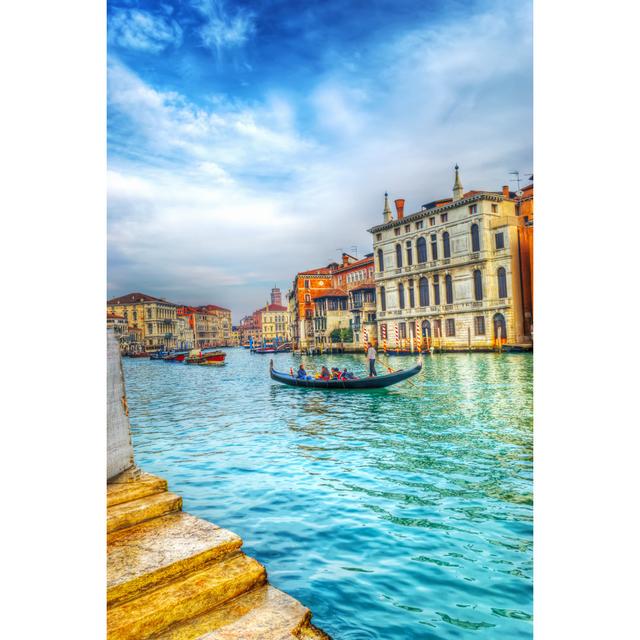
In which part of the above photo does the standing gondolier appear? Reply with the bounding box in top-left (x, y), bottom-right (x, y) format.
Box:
top-left (367, 342), bottom-right (377, 377)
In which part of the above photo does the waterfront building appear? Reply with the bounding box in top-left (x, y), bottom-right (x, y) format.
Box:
top-left (174, 315), bottom-right (195, 350)
top-left (107, 292), bottom-right (179, 352)
top-left (312, 289), bottom-right (349, 349)
top-left (332, 253), bottom-right (377, 349)
top-left (230, 325), bottom-right (241, 346)
top-left (238, 314), bottom-right (260, 346)
top-left (259, 303), bottom-right (291, 344)
top-left (176, 304), bottom-right (232, 348)
top-left (517, 181), bottom-right (534, 338)
top-left (288, 266), bottom-right (337, 350)
top-left (368, 168), bottom-right (533, 351)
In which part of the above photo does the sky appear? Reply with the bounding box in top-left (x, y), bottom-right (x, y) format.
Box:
top-left (107, 0), bottom-right (532, 322)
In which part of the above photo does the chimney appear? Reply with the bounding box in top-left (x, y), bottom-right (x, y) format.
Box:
top-left (342, 253), bottom-right (349, 266)
top-left (394, 199), bottom-right (405, 220)
top-left (502, 185), bottom-right (510, 198)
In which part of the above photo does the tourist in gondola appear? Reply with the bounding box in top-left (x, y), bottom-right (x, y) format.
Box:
top-left (297, 364), bottom-right (308, 379)
top-left (320, 365), bottom-right (331, 380)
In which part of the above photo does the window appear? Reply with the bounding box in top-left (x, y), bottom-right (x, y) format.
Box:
top-left (380, 287), bottom-right (386, 311)
top-left (433, 274), bottom-right (440, 305)
top-left (394, 228), bottom-right (400, 236)
top-left (495, 232), bottom-right (505, 250)
top-left (419, 277), bottom-right (429, 306)
top-left (440, 213), bottom-right (448, 223)
top-left (474, 316), bottom-right (485, 335)
top-left (443, 231), bottom-right (451, 258)
top-left (434, 319), bottom-right (442, 337)
top-left (491, 204), bottom-right (498, 213)
top-left (417, 237), bottom-right (427, 263)
top-left (408, 280), bottom-right (415, 308)
top-left (445, 274), bottom-right (453, 304)
top-left (469, 204), bottom-right (478, 215)
top-left (430, 234), bottom-right (438, 260)
top-left (405, 224), bottom-right (410, 233)
top-left (406, 240), bottom-right (413, 265)
top-left (304, 279), bottom-right (310, 288)
top-left (377, 248), bottom-right (384, 272)
top-left (497, 267), bottom-right (507, 298)
top-left (473, 269), bottom-right (483, 301)
top-left (416, 220), bottom-right (424, 230)
top-left (399, 322), bottom-right (407, 339)
top-left (429, 217), bottom-right (436, 226)
top-left (396, 244), bottom-right (403, 268)
top-left (398, 283), bottom-right (405, 309)
top-left (305, 294), bottom-right (311, 303)
top-left (446, 318), bottom-right (456, 336)
top-left (376, 233), bottom-right (382, 241)
top-left (471, 224), bottom-right (480, 252)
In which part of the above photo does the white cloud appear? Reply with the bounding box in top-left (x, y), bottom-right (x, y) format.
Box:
top-left (108, 8), bottom-right (183, 53)
top-left (190, 0), bottom-right (256, 56)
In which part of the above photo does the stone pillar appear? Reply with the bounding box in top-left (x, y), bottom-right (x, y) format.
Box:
top-left (107, 329), bottom-right (135, 480)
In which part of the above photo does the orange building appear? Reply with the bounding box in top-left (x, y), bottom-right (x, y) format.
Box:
top-left (517, 182), bottom-right (534, 338)
top-left (288, 265), bottom-right (337, 350)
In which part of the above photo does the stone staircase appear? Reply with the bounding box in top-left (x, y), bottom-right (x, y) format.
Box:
top-left (107, 470), bottom-right (330, 640)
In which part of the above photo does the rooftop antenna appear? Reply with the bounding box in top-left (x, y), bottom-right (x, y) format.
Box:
top-left (509, 170), bottom-right (524, 198)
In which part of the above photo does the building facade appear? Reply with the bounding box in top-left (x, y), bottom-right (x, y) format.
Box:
top-left (368, 168), bottom-right (533, 351)
top-left (176, 304), bottom-right (232, 348)
top-left (259, 303), bottom-right (291, 344)
top-left (107, 293), bottom-right (179, 351)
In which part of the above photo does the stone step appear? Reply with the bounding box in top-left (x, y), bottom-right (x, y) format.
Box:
top-left (108, 472), bottom-right (168, 508)
top-left (107, 553), bottom-right (266, 640)
top-left (108, 512), bottom-right (242, 607)
top-left (107, 492), bottom-right (182, 534)
top-left (150, 585), bottom-right (314, 640)
top-left (296, 624), bottom-right (332, 640)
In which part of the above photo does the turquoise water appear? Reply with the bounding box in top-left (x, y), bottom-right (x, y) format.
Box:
top-left (124, 350), bottom-right (533, 639)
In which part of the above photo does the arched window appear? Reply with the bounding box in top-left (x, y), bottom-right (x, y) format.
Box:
top-left (471, 224), bottom-right (480, 252)
top-left (445, 274), bottom-right (453, 304)
top-left (377, 248), bottom-right (384, 272)
top-left (398, 283), bottom-right (405, 309)
top-left (473, 269), bottom-right (483, 301)
top-left (493, 313), bottom-right (507, 341)
top-left (497, 267), bottom-right (507, 298)
top-left (406, 240), bottom-right (413, 266)
top-left (443, 231), bottom-right (451, 258)
top-left (417, 237), bottom-right (427, 263)
top-left (419, 277), bottom-right (429, 306)
top-left (396, 244), bottom-right (403, 268)
top-left (380, 286), bottom-right (386, 311)
top-left (408, 280), bottom-right (415, 307)
top-left (421, 319), bottom-right (432, 338)
top-left (430, 234), bottom-right (438, 260)
top-left (433, 274), bottom-right (440, 305)
top-left (305, 294), bottom-right (311, 303)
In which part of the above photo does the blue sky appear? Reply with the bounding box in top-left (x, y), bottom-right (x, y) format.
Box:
top-left (107, 0), bottom-right (532, 321)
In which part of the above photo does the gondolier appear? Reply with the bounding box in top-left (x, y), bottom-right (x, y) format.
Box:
top-left (367, 342), bottom-right (377, 377)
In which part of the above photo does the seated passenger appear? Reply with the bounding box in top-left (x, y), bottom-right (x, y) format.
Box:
top-left (330, 367), bottom-right (340, 379)
top-left (320, 365), bottom-right (331, 380)
top-left (297, 364), bottom-right (307, 379)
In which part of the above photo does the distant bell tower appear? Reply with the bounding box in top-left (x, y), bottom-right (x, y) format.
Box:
top-left (452, 164), bottom-right (464, 201)
top-left (270, 286), bottom-right (282, 306)
top-left (383, 192), bottom-right (393, 222)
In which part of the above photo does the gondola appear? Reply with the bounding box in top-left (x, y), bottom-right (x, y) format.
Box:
top-left (269, 359), bottom-right (422, 389)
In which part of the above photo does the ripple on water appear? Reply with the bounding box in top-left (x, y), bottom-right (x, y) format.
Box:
top-left (125, 350), bottom-right (533, 639)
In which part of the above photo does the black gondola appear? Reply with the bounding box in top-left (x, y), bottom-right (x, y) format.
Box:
top-left (269, 359), bottom-right (422, 389)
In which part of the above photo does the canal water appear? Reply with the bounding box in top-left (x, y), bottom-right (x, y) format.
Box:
top-left (124, 349), bottom-right (532, 640)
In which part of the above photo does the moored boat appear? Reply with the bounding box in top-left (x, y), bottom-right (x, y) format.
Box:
top-left (163, 350), bottom-right (190, 362)
top-left (185, 349), bottom-right (226, 365)
top-left (269, 359), bottom-right (422, 389)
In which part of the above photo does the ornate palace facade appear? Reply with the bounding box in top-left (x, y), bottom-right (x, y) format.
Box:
top-left (368, 167), bottom-right (533, 351)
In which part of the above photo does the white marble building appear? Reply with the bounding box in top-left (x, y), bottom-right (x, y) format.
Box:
top-left (368, 167), bottom-right (532, 350)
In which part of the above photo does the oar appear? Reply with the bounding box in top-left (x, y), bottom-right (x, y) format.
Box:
top-left (377, 353), bottom-right (418, 388)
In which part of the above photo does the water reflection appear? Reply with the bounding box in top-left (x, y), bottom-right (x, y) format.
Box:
top-left (125, 350), bottom-right (533, 640)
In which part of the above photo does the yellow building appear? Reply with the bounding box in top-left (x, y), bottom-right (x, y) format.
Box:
top-left (107, 292), bottom-right (179, 351)
top-left (259, 303), bottom-right (291, 344)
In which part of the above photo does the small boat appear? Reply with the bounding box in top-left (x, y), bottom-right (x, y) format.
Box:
top-left (127, 351), bottom-right (150, 358)
top-left (163, 350), bottom-right (189, 362)
top-left (252, 347), bottom-right (276, 354)
top-left (185, 349), bottom-right (226, 365)
top-left (149, 350), bottom-right (169, 360)
top-left (197, 359), bottom-right (225, 366)
top-left (269, 359), bottom-right (422, 389)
